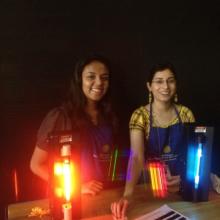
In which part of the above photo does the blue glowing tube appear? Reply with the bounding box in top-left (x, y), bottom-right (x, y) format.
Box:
top-left (194, 143), bottom-right (202, 189)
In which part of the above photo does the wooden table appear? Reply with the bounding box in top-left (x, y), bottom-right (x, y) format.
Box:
top-left (7, 184), bottom-right (220, 220)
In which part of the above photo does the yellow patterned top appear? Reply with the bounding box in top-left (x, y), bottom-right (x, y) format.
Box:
top-left (129, 104), bottom-right (195, 139)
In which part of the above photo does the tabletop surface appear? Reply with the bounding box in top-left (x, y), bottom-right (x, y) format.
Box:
top-left (7, 184), bottom-right (220, 220)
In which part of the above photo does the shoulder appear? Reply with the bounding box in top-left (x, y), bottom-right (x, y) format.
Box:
top-left (131, 105), bottom-right (149, 117)
top-left (38, 106), bottom-right (71, 135)
top-left (176, 104), bottom-right (195, 123)
top-left (129, 105), bottom-right (150, 130)
top-left (130, 106), bottom-right (150, 121)
top-left (41, 107), bottom-right (67, 126)
top-left (36, 106), bottom-right (71, 150)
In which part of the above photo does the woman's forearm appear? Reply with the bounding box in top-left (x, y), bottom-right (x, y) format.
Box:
top-left (123, 155), bottom-right (144, 197)
top-left (30, 162), bottom-right (49, 181)
top-left (30, 146), bottom-right (49, 181)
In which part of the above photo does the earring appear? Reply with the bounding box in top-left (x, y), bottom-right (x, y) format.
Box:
top-left (149, 92), bottom-right (152, 104)
top-left (174, 94), bottom-right (178, 103)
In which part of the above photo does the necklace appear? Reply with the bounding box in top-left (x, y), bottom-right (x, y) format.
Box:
top-left (152, 107), bottom-right (177, 128)
top-left (150, 103), bottom-right (180, 159)
top-left (152, 111), bottom-right (173, 158)
top-left (156, 127), bottom-right (172, 158)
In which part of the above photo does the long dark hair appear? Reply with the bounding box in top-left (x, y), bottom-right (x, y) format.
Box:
top-left (63, 54), bottom-right (118, 130)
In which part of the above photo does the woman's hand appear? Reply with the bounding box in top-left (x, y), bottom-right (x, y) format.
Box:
top-left (167, 175), bottom-right (180, 186)
top-left (111, 197), bottom-right (129, 220)
top-left (81, 180), bottom-right (103, 195)
top-left (165, 165), bottom-right (180, 187)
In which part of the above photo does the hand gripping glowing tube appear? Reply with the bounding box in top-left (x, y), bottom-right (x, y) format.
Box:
top-left (147, 160), bottom-right (167, 198)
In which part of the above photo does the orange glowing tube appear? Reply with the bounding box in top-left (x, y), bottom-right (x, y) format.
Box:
top-left (153, 164), bottom-right (159, 196)
top-left (55, 187), bottom-right (63, 198)
top-left (50, 144), bottom-right (77, 220)
top-left (148, 161), bottom-right (167, 198)
top-left (149, 163), bottom-right (156, 191)
top-left (157, 164), bottom-right (161, 196)
top-left (63, 160), bottom-right (73, 201)
top-left (54, 162), bottom-right (63, 198)
top-left (54, 162), bottom-right (63, 175)
top-left (149, 163), bottom-right (157, 194)
top-left (149, 162), bottom-right (157, 196)
top-left (53, 160), bottom-right (74, 202)
top-left (157, 163), bottom-right (165, 197)
top-left (156, 163), bottom-right (162, 197)
top-left (159, 163), bottom-right (167, 197)
top-left (13, 169), bottom-right (19, 202)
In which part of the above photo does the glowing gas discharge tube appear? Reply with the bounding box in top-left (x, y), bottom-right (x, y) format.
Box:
top-left (111, 148), bottom-right (119, 181)
top-left (148, 161), bottom-right (167, 198)
top-left (13, 169), bottom-right (19, 202)
top-left (63, 159), bottom-right (73, 201)
top-left (53, 144), bottom-right (74, 220)
top-left (194, 142), bottom-right (203, 189)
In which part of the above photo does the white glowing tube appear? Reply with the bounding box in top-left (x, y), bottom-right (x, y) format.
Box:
top-left (194, 143), bottom-right (202, 189)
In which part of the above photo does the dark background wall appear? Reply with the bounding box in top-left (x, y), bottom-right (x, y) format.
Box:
top-left (1, 0), bottom-right (220, 216)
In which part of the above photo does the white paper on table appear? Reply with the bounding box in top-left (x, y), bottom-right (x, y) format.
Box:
top-left (135, 204), bottom-right (190, 220)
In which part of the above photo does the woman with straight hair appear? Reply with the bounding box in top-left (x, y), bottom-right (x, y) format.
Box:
top-left (30, 54), bottom-right (118, 195)
top-left (111, 63), bottom-right (195, 219)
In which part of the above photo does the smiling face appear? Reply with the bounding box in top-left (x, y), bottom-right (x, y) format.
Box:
top-left (147, 68), bottom-right (177, 103)
top-left (82, 60), bottom-right (110, 104)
